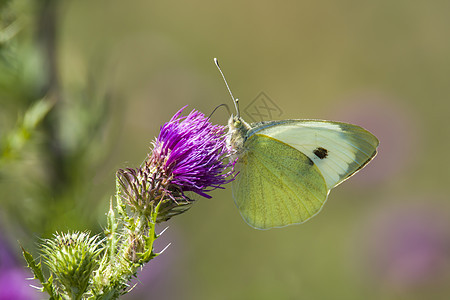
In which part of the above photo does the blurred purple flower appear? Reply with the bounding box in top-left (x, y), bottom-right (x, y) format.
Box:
top-left (360, 201), bottom-right (450, 291)
top-left (334, 93), bottom-right (418, 185)
top-left (0, 235), bottom-right (39, 300)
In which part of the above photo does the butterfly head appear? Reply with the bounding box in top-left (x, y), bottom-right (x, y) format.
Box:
top-left (227, 115), bottom-right (251, 160)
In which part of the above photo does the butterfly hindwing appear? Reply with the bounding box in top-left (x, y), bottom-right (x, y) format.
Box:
top-left (232, 134), bottom-right (329, 229)
top-left (249, 120), bottom-right (379, 190)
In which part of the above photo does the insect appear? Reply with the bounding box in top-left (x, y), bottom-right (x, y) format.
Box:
top-left (214, 58), bottom-right (379, 230)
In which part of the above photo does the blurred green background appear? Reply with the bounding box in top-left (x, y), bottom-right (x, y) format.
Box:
top-left (1, 0), bottom-right (450, 299)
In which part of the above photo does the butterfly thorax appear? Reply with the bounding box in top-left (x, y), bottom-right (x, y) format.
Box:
top-left (227, 115), bottom-right (251, 161)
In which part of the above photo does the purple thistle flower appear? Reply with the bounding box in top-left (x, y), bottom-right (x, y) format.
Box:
top-left (150, 106), bottom-right (234, 198)
top-left (117, 106), bottom-right (234, 222)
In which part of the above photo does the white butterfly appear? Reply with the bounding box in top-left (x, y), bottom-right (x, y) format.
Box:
top-left (215, 58), bottom-right (379, 229)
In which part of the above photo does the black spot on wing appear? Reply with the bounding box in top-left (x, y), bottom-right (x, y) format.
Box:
top-left (313, 147), bottom-right (328, 159)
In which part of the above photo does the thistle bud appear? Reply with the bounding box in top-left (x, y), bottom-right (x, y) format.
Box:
top-left (41, 231), bottom-right (102, 299)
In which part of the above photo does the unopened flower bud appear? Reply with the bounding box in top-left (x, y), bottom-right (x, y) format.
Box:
top-left (41, 231), bottom-right (102, 299)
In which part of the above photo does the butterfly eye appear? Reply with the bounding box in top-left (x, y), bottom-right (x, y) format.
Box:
top-left (233, 119), bottom-right (243, 129)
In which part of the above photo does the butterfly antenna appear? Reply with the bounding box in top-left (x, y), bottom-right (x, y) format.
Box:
top-left (214, 58), bottom-right (240, 118)
top-left (207, 103), bottom-right (231, 119)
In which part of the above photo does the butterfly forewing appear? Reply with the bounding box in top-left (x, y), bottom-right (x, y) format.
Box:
top-left (251, 120), bottom-right (379, 190)
top-left (232, 134), bottom-right (329, 229)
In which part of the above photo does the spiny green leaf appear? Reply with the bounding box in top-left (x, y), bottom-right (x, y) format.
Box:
top-left (21, 245), bottom-right (62, 299)
top-left (137, 200), bottom-right (161, 264)
top-left (21, 245), bottom-right (45, 283)
top-left (105, 198), bottom-right (118, 260)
